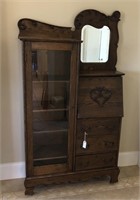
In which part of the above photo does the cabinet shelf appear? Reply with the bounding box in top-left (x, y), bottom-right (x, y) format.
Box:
top-left (34, 155), bottom-right (67, 162)
top-left (34, 145), bottom-right (67, 159)
top-left (34, 156), bottom-right (67, 166)
top-left (34, 157), bottom-right (67, 166)
top-left (33, 80), bottom-right (70, 83)
top-left (33, 108), bottom-right (69, 112)
top-left (33, 120), bottom-right (68, 132)
top-left (33, 129), bottom-right (68, 134)
top-left (32, 74), bottom-right (70, 82)
top-left (33, 143), bottom-right (67, 166)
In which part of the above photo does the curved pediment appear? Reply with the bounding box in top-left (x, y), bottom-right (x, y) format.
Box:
top-left (18, 18), bottom-right (75, 41)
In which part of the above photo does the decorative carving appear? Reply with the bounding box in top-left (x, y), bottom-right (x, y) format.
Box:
top-left (18, 9), bottom-right (121, 70)
top-left (18, 18), bottom-right (75, 40)
top-left (90, 87), bottom-right (112, 106)
top-left (74, 9), bottom-right (120, 29)
top-left (74, 9), bottom-right (109, 29)
top-left (110, 11), bottom-right (121, 21)
top-left (18, 20), bottom-right (27, 30)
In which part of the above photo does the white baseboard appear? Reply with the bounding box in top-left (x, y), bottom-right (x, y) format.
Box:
top-left (0, 162), bottom-right (25, 181)
top-left (118, 151), bottom-right (139, 167)
top-left (0, 151), bottom-right (139, 180)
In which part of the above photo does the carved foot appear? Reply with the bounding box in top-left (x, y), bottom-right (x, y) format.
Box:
top-left (110, 174), bottom-right (119, 183)
top-left (25, 187), bottom-right (34, 195)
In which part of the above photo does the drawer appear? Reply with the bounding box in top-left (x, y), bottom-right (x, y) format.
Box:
top-left (77, 118), bottom-right (121, 136)
top-left (78, 77), bottom-right (123, 118)
top-left (76, 118), bottom-right (121, 155)
top-left (75, 153), bottom-right (117, 171)
top-left (76, 134), bottom-right (119, 155)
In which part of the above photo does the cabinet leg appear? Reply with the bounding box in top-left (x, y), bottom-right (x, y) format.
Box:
top-left (110, 174), bottom-right (119, 183)
top-left (25, 187), bottom-right (34, 195)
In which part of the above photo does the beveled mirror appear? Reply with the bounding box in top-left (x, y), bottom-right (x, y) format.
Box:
top-left (81, 25), bottom-right (110, 63)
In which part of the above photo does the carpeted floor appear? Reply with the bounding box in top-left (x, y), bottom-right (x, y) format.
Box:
top-left (0, 166), bottom-right (139, 200)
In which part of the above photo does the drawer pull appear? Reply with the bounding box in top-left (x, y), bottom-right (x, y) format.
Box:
top-left (82, 132), bottom-right (88, 149)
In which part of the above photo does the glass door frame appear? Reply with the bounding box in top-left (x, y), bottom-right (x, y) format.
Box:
top-left (24, 41), bottom-right (79, 176)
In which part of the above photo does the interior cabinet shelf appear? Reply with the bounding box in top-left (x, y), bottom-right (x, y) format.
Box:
top-left (34, 156), bottom-right (67, 167)
top-left (32, 80), bottom-right (70, 83)
top-left (33, 120), bottom-right (68, 132)
top-left (33, 108), bottom-right (69, 112)
top-left (33, 129), bottom-right (68, 134)
top-left (33, 144), bottom-right (67, 160)
top-left (34, 155), bottom-right (67, 161)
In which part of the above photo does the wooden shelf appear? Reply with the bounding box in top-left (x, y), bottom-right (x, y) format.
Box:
top-left (33, 108), bottom-right (69, 112)
top-left (33, 120), bottom-right (68, 132)
top-left (32, 80), bottom-right (70, 83)
top-left (33, 144), bottom-right (67, 166)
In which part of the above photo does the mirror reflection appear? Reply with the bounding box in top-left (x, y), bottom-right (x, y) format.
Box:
top-left (81, 25), bottom-right (110, 63)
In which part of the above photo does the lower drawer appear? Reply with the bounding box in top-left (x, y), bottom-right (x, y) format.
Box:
top-left (76, 118), bottom-right (121, 155)
top-left (76, 134), bottom-right (119, 155)
top-left (75, 152), bottom-right (117, 171)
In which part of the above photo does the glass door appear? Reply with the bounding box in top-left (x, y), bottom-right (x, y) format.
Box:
top-left (31, 44), bottom-right (73, 173)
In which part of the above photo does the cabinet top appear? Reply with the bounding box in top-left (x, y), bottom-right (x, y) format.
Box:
top-left (79, 71), bottom-right (124, 77)
top-left (18, 18), bottom-right (76, 41)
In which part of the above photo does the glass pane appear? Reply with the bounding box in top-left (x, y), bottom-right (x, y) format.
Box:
top-left (32, 50), bottom-right (71, 166)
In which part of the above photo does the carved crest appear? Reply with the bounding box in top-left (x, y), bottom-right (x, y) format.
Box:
top-left (90, 87), bottom-right (112, 106)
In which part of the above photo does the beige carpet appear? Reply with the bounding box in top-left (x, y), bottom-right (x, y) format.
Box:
top-left (0, 166), bottom-right (140, 200)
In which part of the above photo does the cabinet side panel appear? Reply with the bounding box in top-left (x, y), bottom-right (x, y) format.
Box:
top-left (24, 42), bottom-right (34, 176)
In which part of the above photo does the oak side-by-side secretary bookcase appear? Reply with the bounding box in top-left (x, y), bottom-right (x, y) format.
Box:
top-left (18, 9), bottom-right (124, 195)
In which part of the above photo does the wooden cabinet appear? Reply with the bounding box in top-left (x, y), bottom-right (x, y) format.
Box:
top-left (18, 9), bottom-right (124, 195)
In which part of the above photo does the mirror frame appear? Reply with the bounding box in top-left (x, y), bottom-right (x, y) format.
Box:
top-left (74, 9), bottom-right (120, 71)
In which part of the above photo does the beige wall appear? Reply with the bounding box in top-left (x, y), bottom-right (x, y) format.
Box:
top-left (1, 0), bottom-right (140, 163)
top-left (0, 1), bottom-right (2, 164)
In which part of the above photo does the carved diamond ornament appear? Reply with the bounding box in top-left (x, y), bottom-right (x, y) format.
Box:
top-left (90, 87), bottom-right (112, 106)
